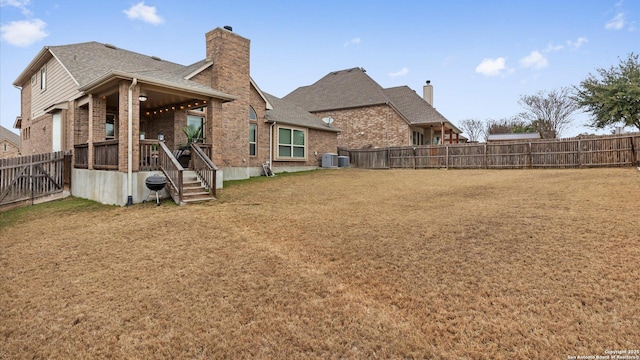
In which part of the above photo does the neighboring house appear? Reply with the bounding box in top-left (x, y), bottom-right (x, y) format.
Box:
top-left (12, 26), bottom-right (339, 205)
top-left (283, 68), bottom-right (462, 149)
top-left (486, 133), bottom-right (541, 142)
top-left (0, 125), bottom-right (21, 159)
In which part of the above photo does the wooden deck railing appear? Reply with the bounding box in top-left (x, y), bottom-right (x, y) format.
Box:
top-left (93, 140), bottom-right (119, 170)
top-left (140, 139), bottom-right (161, 171)
top-left (158, 141), bottom-right (183, 205)
top-left (73, 144), bottom-right (89, 168)
top-left (191, 143), bottom-right (217, 197)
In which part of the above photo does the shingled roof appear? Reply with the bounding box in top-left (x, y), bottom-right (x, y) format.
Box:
top-left (264, 93), bottom-right (340, 132)
top-left (284, 67), bottom-right (457, 129)
top-left (283, 67), bottom-right (388, 111)
top-left (0, 125), bottom-right (20, 147)
top-left (383, 86), bottom-right (453, 127)
top-left (14, 42), bottom-right (235, 101)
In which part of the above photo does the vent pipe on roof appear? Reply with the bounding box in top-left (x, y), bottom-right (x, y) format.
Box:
top-left (423, 80), bottom-right (433, 106)
top-left (223, 25), bottom-right (233, 31)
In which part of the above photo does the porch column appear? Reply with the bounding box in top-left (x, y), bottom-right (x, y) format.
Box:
top-left (87, 95), bottom-right (94, 170)
top-left (449, 129), bottom-right (453, 144)
top-left (456, 133), bottom-right (460, 144)
top-left (87, 96), bottom-right (107, 169)
top-left (118, 80), bottom-right (141, 172)
top-left (440, 123), bottom-right (445, 145)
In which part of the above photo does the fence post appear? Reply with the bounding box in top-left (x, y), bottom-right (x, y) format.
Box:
top-left (528, 142), bottom-right (532, 169)
top-left (413, 147), bottom-right (417, 169)
top-left (483, 143), bottom-right (487, 169)
top-left (630, 136), bottom-right (636, 167)
top-left (445, 145), bottom-right (449, 169)
top-left (577, 139), bottom-right (582, 167)
top-left (386, 147), bottom-right (390, 169)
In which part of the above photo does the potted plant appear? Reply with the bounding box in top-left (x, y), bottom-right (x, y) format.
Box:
top-left (177, 125), bottom-right (202, 168)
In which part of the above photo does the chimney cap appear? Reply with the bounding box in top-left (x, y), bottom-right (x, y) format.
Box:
top-left (426, 80), bottom-right (431, 85)
top-left (223, 25), bottom-right (233, 32)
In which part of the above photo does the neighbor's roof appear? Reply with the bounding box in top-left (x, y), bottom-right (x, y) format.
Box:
top-left (383, 86), bottom-right (460, 131)
top-left (264, 93), bottom-right (340, 132)
top-left (487, 133), bottom-right (541, 141)
top-left (284, 67), bottom-right (458, 131)
top-left (14, 42), bottom-right (236, 101)
top-left (283, 67), bottom-right (389, 111)
top-left (0, 125), bottom-right (20, 147)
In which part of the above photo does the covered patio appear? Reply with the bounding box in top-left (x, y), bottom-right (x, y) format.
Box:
top-left (71, 75), bottom-right (235, 205)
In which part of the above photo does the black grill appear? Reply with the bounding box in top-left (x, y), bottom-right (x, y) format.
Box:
top-left (144, 175), bottom-right (167, 205)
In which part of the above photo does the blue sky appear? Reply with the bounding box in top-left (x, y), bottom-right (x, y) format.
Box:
top-left (1, 0), bottom-right (638, 137)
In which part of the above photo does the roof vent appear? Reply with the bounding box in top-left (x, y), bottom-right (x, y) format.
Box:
top-left (104, 43), bottom-right (117, 49)
top-left (223, 25), bottom-right (233, 32)
top-left (151, 55), bottom-right (162, 61)
top-left (360, 67), bottom-right (366, 72)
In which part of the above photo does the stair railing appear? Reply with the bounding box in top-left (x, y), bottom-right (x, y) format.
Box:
top-left (158, 141), bottom-right (184, 204)
top-left (191, 143), bottom-right (218, 197)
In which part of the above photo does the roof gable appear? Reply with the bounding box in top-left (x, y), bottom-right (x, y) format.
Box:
top-left (382, 86), bottom-right (450, 126)
top-left (283, 67), bottom-right (389, 111)
top-left (0, 125), bottom-right (20, 147)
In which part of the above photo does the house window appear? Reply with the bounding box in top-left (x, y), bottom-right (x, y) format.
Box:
top-left (106, 113), bottom-right (116, 140)
top-left (3, 143), bottom-right (7, 152)
top-left (412, 131), bottom-right (424, 146)
top-left (249, 106), bottom-right (257, 120)
top-left (40, 66), bottom-right (46, 90)
top-left (187, 114), bottom-right (204, 142)
top-left (276, 126), bottom-right (306, 161)
top-left (249, 123), bottom-right (257, 156)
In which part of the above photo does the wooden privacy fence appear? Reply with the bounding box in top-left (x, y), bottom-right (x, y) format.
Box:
top-left (339, 134), bottom-right (640, 170)
top-left (1, 151), bottom-right (71, 207)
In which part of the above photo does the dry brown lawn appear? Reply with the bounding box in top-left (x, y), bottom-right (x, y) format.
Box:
top-left (1, 168), bottom-right (639, 359)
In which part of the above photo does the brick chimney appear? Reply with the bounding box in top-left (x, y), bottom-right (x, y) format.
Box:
top-left (423, 80), bottom-right (433, 106)
top-left (205, 26), bottom-right (251, 167)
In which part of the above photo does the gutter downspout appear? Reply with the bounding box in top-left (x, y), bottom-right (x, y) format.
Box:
top-left (127, 78), bottom-right (137, 206)
top-left (269, 121), bottom-right (276, 168)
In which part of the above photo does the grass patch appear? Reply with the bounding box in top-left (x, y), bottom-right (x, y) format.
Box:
top-left (0, 197), bottom-right (110, 229)
top-left (1, 168), bottom-right (639, 358)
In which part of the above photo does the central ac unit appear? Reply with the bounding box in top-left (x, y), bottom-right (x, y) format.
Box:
top-left (322, 153), bottom-right (338, 168)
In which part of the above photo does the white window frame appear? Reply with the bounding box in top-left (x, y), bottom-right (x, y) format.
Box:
top-left (249, 123), bottom-right (257, 156)
top-left (106, 113), bottom-right (116, 140)
top-left (275, 125), bottom-right (307, 161)
top-left (40, 66), bottom-right (47, 90)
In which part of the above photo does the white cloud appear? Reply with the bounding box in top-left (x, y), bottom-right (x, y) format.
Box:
top-left (0, 18), bottom-right (48, 46)
top-left (475, 57), bottom-right (507, 76)
top-left (605, 12), bottom-right (626, 30)
top-left (519, 51), bottom-right (548, 69)
top-left (123, 2), bottom-right (164, 25)
top-left (343, 37), bottom-right (361, 47)
top-left (0, 0), bottom-right (31, 15)
top-left (544, 43), bottom-right (564, 52)
top-left (567, 37), bottom-right (588, 49)
top-left (388, 67), bottom-right (409, 77)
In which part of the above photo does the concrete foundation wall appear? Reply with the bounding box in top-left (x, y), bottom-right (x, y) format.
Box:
top-left (72, 169), bottom-right (169, 206)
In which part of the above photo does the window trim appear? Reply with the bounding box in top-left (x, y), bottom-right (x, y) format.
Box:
top-left (249, 122), bottom-right (257, 156)
top-left (40, 66), bottom-right (46, 91)
top-left (274, 125), bottom-right (307, 161)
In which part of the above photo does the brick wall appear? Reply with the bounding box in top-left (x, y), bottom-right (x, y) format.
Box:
top-left (75, 105), bottom-right (89, 144)
top-left (117, 81), bottom-right (140, 172)
top-left (270, 128), bottom-right (338, 168)
top-left (314, 105), bottom-right (411, 149)
top-left (248, 85), bottom-right (268, 167)
top-left (28, 113), bottom-right (52, 154)
top-left (0, 140), bottom-right (21, 158)
top-left (19, 78), bottom-right (32, 154)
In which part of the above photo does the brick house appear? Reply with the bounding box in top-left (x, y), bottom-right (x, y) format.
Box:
top-left (0, 125), bottom-right (21, 159)
top-left (12, 26), bottom-right (339, 205)
top-left (283, 67), bottom-right (462, 149)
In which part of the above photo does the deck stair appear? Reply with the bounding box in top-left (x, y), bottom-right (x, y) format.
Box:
top-left (180, 170), bottom-right (215, 204)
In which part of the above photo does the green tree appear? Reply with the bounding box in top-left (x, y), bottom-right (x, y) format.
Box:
top-left (574, 53), bottom-right (640, 131)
